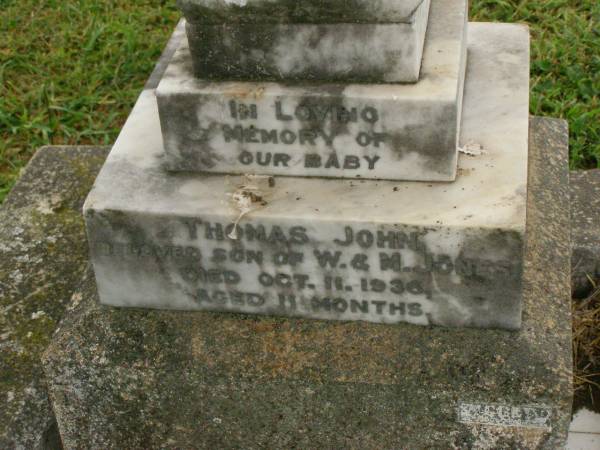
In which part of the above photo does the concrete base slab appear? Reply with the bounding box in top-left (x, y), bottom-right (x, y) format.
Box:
top-left (43, 117), bottom-right (572, 449)
top-left (570, 169), bottom-right (600, 297)
top-left (0, 146), bottom-right (109, 450)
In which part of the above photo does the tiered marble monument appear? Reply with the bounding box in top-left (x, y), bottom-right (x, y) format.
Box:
top-left (84, 0), bottom-right (530, 330)
top-left (38, 3), bottom-right (574, 447)
top-left (159, 0), bottom-right (467, 181)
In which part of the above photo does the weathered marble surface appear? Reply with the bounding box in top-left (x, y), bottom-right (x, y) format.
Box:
top-left (46, 117), bottom-right (572, 449)
top-left (88, 23), bottom-right (528, 330)
top-left (159, 0), bottom-right (471, 180)
top-left (571, 169), bottom-right (600, 297)
top-left (0, 146), bottom-right (109, 450)
top-left (178, 0), bottom-right (427, 23)
top-left (184, 0), bottom-right (432, 82)
top-left (143, 19), bottom-right (186, 91)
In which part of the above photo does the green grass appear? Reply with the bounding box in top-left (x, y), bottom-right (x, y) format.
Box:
top-left (0, 0), bottom-right (598, 202)
top-left (472, 0), bottom-right (599, 170)
top-left (0, 0), bottom-right (180, 202)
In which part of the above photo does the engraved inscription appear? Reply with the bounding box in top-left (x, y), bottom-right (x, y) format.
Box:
top-left (200, 98), bottom-right (391, 172)
top-left (95, 219), bottom-right (523, 326)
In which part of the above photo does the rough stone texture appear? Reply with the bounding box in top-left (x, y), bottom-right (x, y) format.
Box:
top-left (158, 2), bottom-right (470, 181)
top-left (0, 146), bottom-right (109, 450)
top-left (184, 0), bottom-right (432, 83)
top-left (91, 23), bottom-right (528, 330)
top-left (177, 0), bottom-right (427, 24)
top-left (0, 24), bottom-right (208, 449)
top-left (570, 169), bottom-right (600, 297)
top-left (43, 117), bottom-right (572, 449)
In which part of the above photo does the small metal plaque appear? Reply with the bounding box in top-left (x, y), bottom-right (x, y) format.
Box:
top-left (458, 402), bottom-right (552, 430)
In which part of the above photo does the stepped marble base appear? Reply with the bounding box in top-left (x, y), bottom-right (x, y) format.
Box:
top-left (158, 0), bottom-right (467, 181)
top-left (85, 23), bottom-right (530, 330)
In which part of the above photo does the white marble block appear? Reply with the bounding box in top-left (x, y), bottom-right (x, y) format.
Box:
top-left (85, 23), bottom-right (530, 330)
top-left (178, 0), bottom-right (430, 24)
top-left (179, 0), bottom-right (433, 83)
top-left (158, 0), bottom-right (467, 182)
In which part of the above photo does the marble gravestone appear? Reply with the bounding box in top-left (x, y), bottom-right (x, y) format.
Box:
top-left (85, 17), bottom-right (530, 330)
top-left (157, 0), bottom-right (467, 181)
top-left (68, 2), bottom-right (575, 446)
top-left (178, 0), bottom-right (433, 83)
